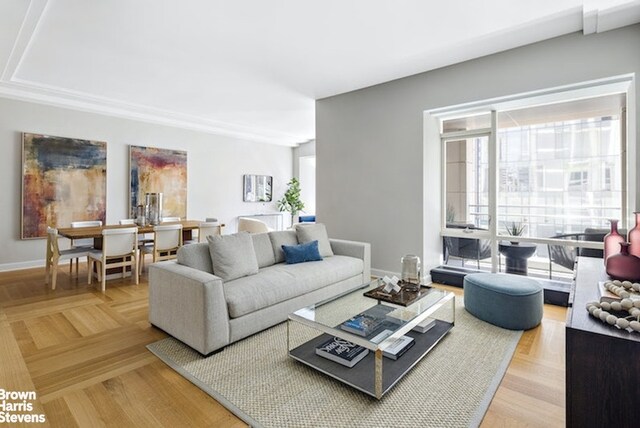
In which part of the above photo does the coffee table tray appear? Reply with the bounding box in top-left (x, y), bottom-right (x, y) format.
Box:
top-left (363, 282), bottom-right (433, 307)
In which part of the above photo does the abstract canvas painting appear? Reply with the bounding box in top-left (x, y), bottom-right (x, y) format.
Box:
top-left (129, 145), bottom-right (187, 219)
top-left (22, 133), bottom-right (107, 239)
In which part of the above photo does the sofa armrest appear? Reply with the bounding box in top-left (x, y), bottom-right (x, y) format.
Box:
top-left (329, 239), bottom-right (371, 281)
top-left (149, 261), bottom-right (230, 355)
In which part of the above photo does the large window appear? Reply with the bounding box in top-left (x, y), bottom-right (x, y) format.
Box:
top-left (496, 114), bottom-right (622, 238)
top-left (441, 92), bottom-right (627, 280)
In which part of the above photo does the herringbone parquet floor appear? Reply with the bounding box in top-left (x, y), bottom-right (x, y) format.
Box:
top-left (0, 263), bottom-right (566, 427)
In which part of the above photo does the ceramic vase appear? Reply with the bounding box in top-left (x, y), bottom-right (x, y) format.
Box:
top-left (603, 219), bottom-right (625, 264)
top-left (605, 242), bottom-right (640, 281)
top-left (628, 212), bottom-right (640, 258)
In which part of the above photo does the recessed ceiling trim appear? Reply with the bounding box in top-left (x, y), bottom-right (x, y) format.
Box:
top-left (1, 0), bottom-right (47, 81)
top-left (0, 0), bottom-right (300, 146)
top-left (0, 79), bottom-right (300, 146)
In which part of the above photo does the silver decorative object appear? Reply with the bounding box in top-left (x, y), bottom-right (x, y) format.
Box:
top-left (145, 192), bottom-right (163, 225)
top-left (136, 204), bottom-right (148, 226)
top-left (401, 254), bottom-right (421, 291)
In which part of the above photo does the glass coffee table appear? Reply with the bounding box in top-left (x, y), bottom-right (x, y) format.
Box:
top-left (287, 279), bottom-right (455, 399)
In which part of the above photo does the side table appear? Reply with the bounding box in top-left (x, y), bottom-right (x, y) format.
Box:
top-left (498, 241), bottom-right (537, 275)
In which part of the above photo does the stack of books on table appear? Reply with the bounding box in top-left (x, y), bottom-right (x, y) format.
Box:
top-left (381, 335), bottom-right (415, 360)
top-left (413, 317), bottom-right (436, 333)
top-left (369, 329), bottom-right (415, 360)
top-left (386, 307), bottom-right (437, 334)
top-left (339, 306), bottom-right (394, 337)
top-left (314, 337), bottom-right (369, 368)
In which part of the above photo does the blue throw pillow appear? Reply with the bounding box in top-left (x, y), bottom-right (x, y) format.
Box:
top-left (281, 240), bottom-right (323, 264)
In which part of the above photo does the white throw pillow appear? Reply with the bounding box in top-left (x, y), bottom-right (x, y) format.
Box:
top-left (295, 223), bottom-right (334, 257)
top-left (207, 232), bottom-right (259, 281)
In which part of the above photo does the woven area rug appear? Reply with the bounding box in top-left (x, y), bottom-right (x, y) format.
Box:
top-left (147, 295), bottom-right (521, 428)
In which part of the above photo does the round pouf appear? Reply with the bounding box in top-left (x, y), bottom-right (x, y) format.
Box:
top-left (463, 273), bottom-right (543, 330)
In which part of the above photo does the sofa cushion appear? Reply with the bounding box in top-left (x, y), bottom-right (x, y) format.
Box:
top-left (251, 232), bottom-right (276, 268)
top-left (282, 240), bottom-right (322, 264)
top-left (295, 223), bottom-right (334, 257)
top-left (268, 230), bottom-right (298, 263)
top-left (207, 232), bottom-right (259, 281)
top-left (224, 255), bottom-right (364, 318)
top-left (177, 242), bottom-right (213, 274)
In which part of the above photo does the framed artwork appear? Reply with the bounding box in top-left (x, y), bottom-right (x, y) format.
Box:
top-left (21, 133), bottom-right (107, 239)
top-left (129, 145), bottom-right (187, 219)
top-left (243, 174), bottom-right (273, 202)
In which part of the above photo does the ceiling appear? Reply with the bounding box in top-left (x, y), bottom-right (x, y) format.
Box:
top-left (1, 0), bottom-right (639, 146)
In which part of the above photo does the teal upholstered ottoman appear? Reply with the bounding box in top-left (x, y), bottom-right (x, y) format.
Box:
top-left (463, 273), bottom-right (543, 330)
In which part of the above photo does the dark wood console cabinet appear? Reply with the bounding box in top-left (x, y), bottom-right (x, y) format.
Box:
top-left (566, 257), bottom-right (640, 427)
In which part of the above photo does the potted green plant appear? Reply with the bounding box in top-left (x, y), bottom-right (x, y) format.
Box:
top-left (505, 221), bottom-right (525, 244)
top-left (278, 178), bottom-right (305, 226)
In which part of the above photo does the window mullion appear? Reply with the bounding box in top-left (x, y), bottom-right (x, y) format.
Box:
top-left (489, 110), bottom-right (498, 273)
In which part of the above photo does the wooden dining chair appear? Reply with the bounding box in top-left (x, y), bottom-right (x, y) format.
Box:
top-left (69, 220), bottom-right (102, 275)
top-left (45, 227), bottom-right (94, 290)
top-left (198, 222), bottom-right (222, 243)
top-left (120, 218), bottom-right (153, 246)
top-left (88, 227), bottom-right (139, 293)
top-left (139, 224), bottom-right (183, 273)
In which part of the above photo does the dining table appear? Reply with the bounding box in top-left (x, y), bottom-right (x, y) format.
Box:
top-left (56, 220), bottom-right (202, 278)
top-left (57, 220), bottom-right (201, 243)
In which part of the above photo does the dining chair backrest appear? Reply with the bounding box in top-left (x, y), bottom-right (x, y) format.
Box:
top-left (119, 219), bottom-right (135, 225)
top-left (161, 217), bottom-right (181, 223)
top-left (153, 224), bottom-right (183, 250)
top-left (102, 227), bottom-right (138, 257)
top-left (198, 222), bottom-right (221, 243)
top-left (205, 217), bottom-right (218, 223)
top-left (70, 220), bottom-right (103, 247)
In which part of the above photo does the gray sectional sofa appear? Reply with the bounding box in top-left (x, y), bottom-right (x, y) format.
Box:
top-left (148, 229), bottom-right (371, 355)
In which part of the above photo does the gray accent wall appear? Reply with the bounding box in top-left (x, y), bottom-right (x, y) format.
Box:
top-left (0, 98), bottom-right (292, 270)
top-left (316, 25), bottom-right (640, 274)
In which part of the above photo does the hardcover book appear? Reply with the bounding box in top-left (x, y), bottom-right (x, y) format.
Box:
top-left (413, 317), bottom-right (436, 333)
top-left (340, 305), bottom-right (394, 337)
top-left (382, 335), bottom-right (415, 360)
top-left (315, 336), bottom-right (369, 368)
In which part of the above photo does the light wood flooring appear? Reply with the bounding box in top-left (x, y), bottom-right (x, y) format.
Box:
top-left (0, 265), bottom-right (566, 427)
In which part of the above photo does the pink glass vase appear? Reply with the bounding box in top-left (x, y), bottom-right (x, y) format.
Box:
top-left (605, 242), bottom-right (640, 281)
top-left (628, 212), bottom-right (640, 258)
top-left (604, 219), bottom-right (625, 264)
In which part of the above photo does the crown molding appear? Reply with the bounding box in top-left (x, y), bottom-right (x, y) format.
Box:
top-left (0, 79), bottom-right (302, 146)
top-left (0, 0), bottom-right (304, 147)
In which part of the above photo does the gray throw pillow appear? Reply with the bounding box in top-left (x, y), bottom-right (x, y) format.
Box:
top-left (251, 232), bottom-right (276, 268)
top-left (268, 230), bottom-right (299, 263)
top-left (295, 223), bottom-right (334, 257)
top-left (177, 242), bottom-right (214, 274)
top-left (207, 232), bottom-right (259, 281)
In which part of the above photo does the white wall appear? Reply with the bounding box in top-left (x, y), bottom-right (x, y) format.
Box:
top-left (316, 25), bottom-right (640, 274)
top-left (0, 97), bottom-right (292, 270)
top-left (299, 156), bottom-right (316, 215)
top-left (293, 140), bottom-right (316, 216)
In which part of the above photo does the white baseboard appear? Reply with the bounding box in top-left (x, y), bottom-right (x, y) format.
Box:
top-left (0, 259), bottom-right (52, 272)
top-left (371, 268), bottom-right (399, 278)
top-left (371, 268), bottom-right (433, 285)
